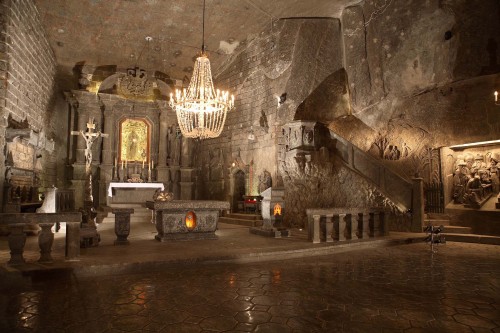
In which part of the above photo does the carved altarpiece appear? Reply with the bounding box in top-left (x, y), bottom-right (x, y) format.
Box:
top-left (66, 90), bottom-right (195, 209)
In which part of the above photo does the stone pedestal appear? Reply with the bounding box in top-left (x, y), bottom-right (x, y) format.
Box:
top-left (250, 187), bottom-right (290, 238)
top-left (112, 208), bottom-right (134, 245)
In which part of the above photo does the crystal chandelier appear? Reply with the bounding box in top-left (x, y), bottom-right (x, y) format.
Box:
top-left (169, 0), bottom-right (234, 139)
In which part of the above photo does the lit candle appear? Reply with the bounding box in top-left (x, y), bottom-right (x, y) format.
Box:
top-left (152, 160), bottom-right (154, 169)
top-left (142, 160), bottom-right (145, 168)
top-left (115, 158), bottom-right (117, 168)
top-left (148, 161), bottom-right (151, 171)
top-left (121, 160), bottom-right (124, 169)
top-left (495, 91), bottom-right (498, 102)
top-left (125, 160), bottom-right (127, 169)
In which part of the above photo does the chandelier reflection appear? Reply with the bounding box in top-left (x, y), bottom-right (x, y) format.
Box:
top-left (169, 0), bottom-right (234, 139)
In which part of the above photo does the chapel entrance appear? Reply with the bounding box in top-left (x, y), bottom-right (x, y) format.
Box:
top-left (233, 170), bottom-right (246, 212)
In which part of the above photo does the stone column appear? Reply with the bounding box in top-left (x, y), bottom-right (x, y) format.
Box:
top-left (361, 213), bottom-right (370, 238)
top-left (338, 213), bottom-right (347, 241)
top-left (325, 215), bottom-right (333, 243)
top-left (348, 214), bottom-right (356, 240)
top-left (100, 103), bottom-right (115, 206)
top-left (157, 108), bottom-right (170, 184)
top-left (412, 177), bottom-right (425, 232)
top-left (372, 212), bottom-right (382, 237)
top-left (75, 108), bottom-right (88, 164)
top-left (312, 214), bottom-right (320, 244)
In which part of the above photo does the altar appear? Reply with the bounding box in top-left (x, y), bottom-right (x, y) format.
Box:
top-left (146, 200), bottom-right (230, 241)
top-left (107, 182), bottom-right (165, 205)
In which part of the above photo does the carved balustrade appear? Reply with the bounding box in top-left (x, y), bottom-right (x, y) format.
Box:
top-left (306, 208), bottom-right (388, 244)
top-left (0, 213), bottom-right (82, 265)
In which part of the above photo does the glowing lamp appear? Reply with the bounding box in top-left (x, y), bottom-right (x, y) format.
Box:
top-left (273, 203), bottom-right (282, 216)
top-left (185, 211), bottom-right (197, 231)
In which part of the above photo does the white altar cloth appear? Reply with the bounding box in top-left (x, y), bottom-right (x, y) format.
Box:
top-left (108, 182), bottom-right (164, 197)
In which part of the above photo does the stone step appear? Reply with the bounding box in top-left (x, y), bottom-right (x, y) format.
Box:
top-left (225, 213), bottom-right (262, 220)
top-left (442, 233), bottom-right (500, 245)
top-left (219, 216), bottom-right (263, 227)
top-left (423, 219), bottom-right (451, 226)
top-left (442, 226), bottom-right (472, 234)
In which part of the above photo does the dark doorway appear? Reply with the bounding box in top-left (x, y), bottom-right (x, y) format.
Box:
top-left (233, 170), bottom-right (245, 212)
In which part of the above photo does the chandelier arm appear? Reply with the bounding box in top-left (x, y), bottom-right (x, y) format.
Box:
top-left (202, 0), bottom-right (206, 53)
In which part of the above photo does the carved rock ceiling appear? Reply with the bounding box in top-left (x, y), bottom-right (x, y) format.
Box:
top-left (34, 0), bottom-right (358, 81)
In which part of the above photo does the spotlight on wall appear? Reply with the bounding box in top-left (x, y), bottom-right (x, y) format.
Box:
top-left (495, 91), bottom-right (499, 106)
top-left (277, 93), bottom-right (287, 107)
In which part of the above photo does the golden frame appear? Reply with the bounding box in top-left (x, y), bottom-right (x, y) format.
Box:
top-left (119, 118), bottom-right (151, 162)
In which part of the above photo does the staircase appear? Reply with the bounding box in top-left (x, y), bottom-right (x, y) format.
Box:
top-left (100, 204), bottom-right (152, 224)
top-left (219, 213), bottom-right (263, 227)
top-left (424, 213), bottom-right (500, 245)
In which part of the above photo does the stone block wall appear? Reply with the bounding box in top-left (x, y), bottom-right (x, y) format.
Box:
top-left (0, 0), bottom-right (57, 209)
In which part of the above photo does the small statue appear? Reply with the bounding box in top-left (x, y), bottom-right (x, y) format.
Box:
top-left (153, 189), bottom-right (173, 202)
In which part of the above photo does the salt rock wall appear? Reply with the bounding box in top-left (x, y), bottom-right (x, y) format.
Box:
top-left (197, 19), bottom-right (343, 201)
top-left (342, 0), bottom-right (500, 147)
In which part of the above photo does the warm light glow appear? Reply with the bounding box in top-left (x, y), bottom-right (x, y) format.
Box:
top-left (495, 91), bottom-right (499, 104)
top-left (273, 203), bottom-right (282, 216)
top-left (169, 54), bottom-right (234, 139)
top-left (185, 211), bottom-right (197, 230)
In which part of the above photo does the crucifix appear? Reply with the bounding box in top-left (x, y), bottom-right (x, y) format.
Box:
top-left (71, 117), bottom-right (109, 230)
top-left (71, 117), bottom-right (109, 171)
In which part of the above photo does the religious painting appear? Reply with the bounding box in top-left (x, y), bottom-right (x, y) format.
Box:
top-left (119, 118), bottom-right (150, 162)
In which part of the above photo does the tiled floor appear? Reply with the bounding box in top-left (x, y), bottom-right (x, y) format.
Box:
top-left (1, 242), bottom-right (499, 332)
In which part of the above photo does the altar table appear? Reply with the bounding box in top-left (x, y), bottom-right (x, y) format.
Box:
top-left (107, 182), bottom-right (165, 205)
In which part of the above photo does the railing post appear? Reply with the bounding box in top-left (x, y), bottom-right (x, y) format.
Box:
top-left (325, 215), bottom-right (333, 243)
top-left (360, 213), bottom-right (370, 239)
top-left (312, 214), bottom-right (321, 244)
top-left (338, 213), bottom-right (347, 241)
top-left (348, 214), bottom-right (356, 240)
top-left (38, 223), bottom-right (54, 263)
top-left (7, 223), bottom-right (26, 265)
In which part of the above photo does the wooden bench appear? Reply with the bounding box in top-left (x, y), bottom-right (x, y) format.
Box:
top-left (306, 208), bottom-right (388, 244)
top-left (0, 212), bottom-right (82, 265)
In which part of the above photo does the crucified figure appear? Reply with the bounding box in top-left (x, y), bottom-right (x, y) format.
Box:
top-left (71, 117), bottom-right (109, 171)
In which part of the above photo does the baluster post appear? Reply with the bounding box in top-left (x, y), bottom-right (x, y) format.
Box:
top-left (312, 214), bottom-right (321, 244)
top-left (38, 223), bottom-right (54, 263)
top-left (7, 223), bottom-right (26, 265)
top-left (325, 215), bottom-right (333, 243)
top-left (338, 213), bottom-right (347, 241)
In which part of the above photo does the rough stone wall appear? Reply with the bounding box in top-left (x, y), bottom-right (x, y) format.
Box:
top-left (340, 0), bottom-right (500, 146)
top-left (0, 0), bottom-right (58, 207)
top-left (197, 19), bottom-right (342, 202)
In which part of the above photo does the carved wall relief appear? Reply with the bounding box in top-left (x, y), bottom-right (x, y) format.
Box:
top-left (448, 149), bottom-right (500, 208)
top-left (370, 117), bottom-right (429, 162)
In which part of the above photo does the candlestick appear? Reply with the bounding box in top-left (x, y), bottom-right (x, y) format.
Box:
top-left (142, 160), bottom-right (145, 168)
top-left (115, 158), bottom-right (117, 169)
top-left (148, 161), bottom-right (151, 171)
top-left (121, 160), bottom-right (124, 169)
